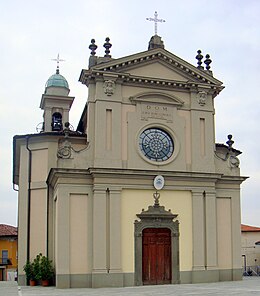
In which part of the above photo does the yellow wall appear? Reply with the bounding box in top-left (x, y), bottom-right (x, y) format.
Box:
top-left (0, 239), bottom-right (18, 270)
top-left (121, 189), bottom-right (192, 273)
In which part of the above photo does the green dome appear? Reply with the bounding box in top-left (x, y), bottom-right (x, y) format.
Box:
top-left (45, 71), bottom-right (69, 89)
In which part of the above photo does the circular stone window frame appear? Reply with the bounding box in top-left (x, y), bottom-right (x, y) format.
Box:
top-left (137, 124), bottom-right (180, 165)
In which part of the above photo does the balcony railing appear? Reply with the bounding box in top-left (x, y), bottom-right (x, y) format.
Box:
top-left (0, 258), bottom-right (12, 266)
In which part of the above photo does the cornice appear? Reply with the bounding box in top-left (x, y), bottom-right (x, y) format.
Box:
top-left (80, 47), bottom-right (223, 87)
top-left (46, 167), bottom-right (248, 191)
top-left (80, 69), bottom-right (224, 95)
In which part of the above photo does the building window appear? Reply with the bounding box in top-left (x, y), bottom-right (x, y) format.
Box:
top-left (2, 250), bottom-right (8, 264)
top-left (139, 128), bottom-right (174, 162)
top-left (52, 112), bottom-right (63, 131)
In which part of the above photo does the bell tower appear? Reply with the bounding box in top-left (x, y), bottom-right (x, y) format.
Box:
top-left (40, 58), bottom-right (74, 132)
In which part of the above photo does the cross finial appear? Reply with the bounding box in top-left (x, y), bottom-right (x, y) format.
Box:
top-left (51, 54), bottom-right (65, 74)
top-left (146, 11), bottom-right (165, 36)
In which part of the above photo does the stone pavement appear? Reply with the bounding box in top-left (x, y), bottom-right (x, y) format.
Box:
top-left (0, 277), bottom-right (260, 296)
top-left (0, 281), bottom-right (18, 296)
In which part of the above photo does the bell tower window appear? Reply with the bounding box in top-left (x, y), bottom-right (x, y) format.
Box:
top-left (52, 112), bottom-right (63, 131)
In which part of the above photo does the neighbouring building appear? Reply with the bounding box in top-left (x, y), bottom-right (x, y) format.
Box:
top-left (241, 224), bottom-right (260, 275)
top-left (0, 224), bottom-right (18, 281)
top-left (13, 33), bottom-right (247, 288)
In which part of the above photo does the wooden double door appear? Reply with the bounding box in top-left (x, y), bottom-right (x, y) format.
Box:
top-left (142, 228), bottom-right (171, 285)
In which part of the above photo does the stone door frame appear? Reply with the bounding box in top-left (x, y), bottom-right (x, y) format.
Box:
top-left (134, 203), bottom-right (180, 285)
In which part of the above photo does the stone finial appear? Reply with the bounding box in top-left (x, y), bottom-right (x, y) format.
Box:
top-left (196, 50), bottom-right (204, 69)
top-left (103, 37), bottom-right (112, 58)
top-left (204, 54), bottom-right (212, 70)
top-left (89, 39), bottom-right (97, 56)
top-left (226, 134), bottom-right (234, 149)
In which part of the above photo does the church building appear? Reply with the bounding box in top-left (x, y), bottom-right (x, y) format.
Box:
top-left (13, 32), bottom-right (247, 288)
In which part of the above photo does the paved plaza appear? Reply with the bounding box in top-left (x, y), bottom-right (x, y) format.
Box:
top-left (0, 277), bottom-right (260, 296)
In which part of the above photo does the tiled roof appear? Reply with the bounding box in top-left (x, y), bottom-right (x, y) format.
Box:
top-left (241, 224), bottom-right (260, 232)
top-left (0, 224), bottom-right (17, 236)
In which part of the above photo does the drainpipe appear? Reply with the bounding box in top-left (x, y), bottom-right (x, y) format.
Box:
top-left (26, 136), bottom-right (32, 263)
top-left (46, 185), bottom-right (49, 258)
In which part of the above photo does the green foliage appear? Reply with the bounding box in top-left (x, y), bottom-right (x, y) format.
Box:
top-left (39, 255), bottom-right (54, 280)
top-left (23, 261), bottom-right (34, 280)
top-left (33, 253), bottom-right (42, 281)
top-left (23, 253), bottom-right (54, 282)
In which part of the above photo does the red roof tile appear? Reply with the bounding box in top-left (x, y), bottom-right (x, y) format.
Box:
top-left (0, 224), bottom-right (17, 236)
top-left (241, 224), bottom-right (260, 232)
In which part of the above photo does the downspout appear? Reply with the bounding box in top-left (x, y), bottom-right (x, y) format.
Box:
top-left (46, 184), bottom-right (49, 257)
top-left (26, 136), bottom-right (32, 262)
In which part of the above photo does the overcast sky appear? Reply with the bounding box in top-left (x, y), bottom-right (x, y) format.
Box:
top-left (1, 0), bottom-right (259, 227)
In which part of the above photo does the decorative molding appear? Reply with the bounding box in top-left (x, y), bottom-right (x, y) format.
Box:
top-left (80, 70), bottom-right (224, 97)
top-left (134, 200), bottom-right (180, 285)
top-left (130, 91), bottom-right (183, 106)
top-left (229, 155), bottom-right (240, 168)
top-left (197, 91), bottom-right (207, 106)
top-left (103, 80), bottom-right (115, 96)
top-left (57, 127), bottom-right (72, 159)
top-left (57, 141), bottom-right (72, 159)
top-left (90, 49), bottom-right (223, 85)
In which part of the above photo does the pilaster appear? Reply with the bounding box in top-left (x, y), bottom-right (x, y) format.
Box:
top-left (192, 191), bottom-right (205, 271)
top-left (55, 187), bottom-right (70, 288)
top-left (205, 192), bottom-right (217, 269)
top-left (109, 188), bottom-right (122, 273)
top-left (231, 192), bottom-right (242, 278)
top-left (92, 187), bottom-right (107, 272)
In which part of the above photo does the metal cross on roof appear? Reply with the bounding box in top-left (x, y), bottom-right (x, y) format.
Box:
top-left (146, 11), bottom-right (165, 36)
top-left (51, 54), bottom-right (65, 74)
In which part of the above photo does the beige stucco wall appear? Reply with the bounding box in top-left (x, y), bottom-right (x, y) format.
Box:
top-left (121, 189), bottom-right (192, 273)
top-left (178, 110), bottom-right (191, 167)
top-left (122, 104), bottom-right (136, 162)
top-left (30, 188), bottom-right (47, 259)
top-left (54, 183), bottom-right (93, 276)
top-left (31, 149), bottom-right (48, 182)
top-left (69, 194), bottom-right (90, 274)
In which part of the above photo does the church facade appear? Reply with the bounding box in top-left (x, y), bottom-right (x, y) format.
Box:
top-left (13, 35), bottom-right (246, 288)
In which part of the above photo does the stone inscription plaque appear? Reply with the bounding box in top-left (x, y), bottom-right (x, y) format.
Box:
top-left (141, 104), bottom-right (173, 122)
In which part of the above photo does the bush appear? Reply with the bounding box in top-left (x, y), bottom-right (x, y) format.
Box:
top-left (39, 255), bottom-right (54, 280)
top-left (23, 253), bottom-right (54, 283)
top-left (33, 253), bottom-right (42, 281)
top-left (23, 261), bottom-right (34, 280)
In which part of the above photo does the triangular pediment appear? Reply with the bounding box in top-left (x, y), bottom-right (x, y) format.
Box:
top-left (127, 61), bottom-right (188, 82)
top-left (91, 47), bottom-right (223, 86)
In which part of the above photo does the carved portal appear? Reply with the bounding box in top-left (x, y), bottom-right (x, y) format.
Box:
top-left (134, 202), bottom-right (180, 285)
